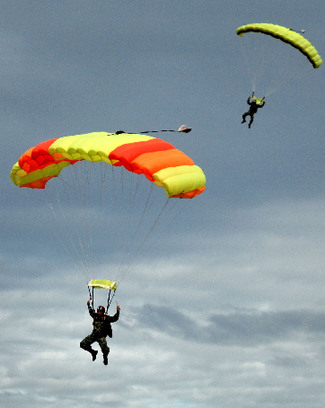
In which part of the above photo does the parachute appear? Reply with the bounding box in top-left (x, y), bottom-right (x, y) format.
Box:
top-left (236, 23), bottom-right (322, 69)
top-left (10, 131), bottom-right (206, 308)
top-left (10, 132), bottom-right (206, 198)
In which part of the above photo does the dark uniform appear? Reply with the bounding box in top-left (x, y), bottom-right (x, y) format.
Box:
top-left (80, 302), bottom-right (120, 365)
top-left (241, 95), bottom-right (265, 128)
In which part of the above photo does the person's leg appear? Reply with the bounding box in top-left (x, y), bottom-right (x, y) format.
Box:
top-left (98, 337), bottom-right (110, 365)
top-left (241, 112), bottom-right (248, 123)
top-left (80, 333), bottom-right (98, 361)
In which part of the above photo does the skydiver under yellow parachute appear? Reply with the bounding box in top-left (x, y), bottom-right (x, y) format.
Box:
top-left (241, 91), bottom-right (266, 129)
top-left (80, 299), bottom-right (120, 365)
top-left (80, 280), bottom-right (120, 365)
top-left (237, 24), bottom-right (322, 128)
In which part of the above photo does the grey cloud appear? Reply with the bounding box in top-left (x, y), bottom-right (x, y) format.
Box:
top-left (134, 304), bottom-right (325, 346)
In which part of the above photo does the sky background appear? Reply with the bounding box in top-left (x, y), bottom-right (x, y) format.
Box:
top-left (1, 1), bottom-right (325, 407)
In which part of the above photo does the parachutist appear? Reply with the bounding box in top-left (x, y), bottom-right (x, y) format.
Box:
top-left (80, 299), bottom-right (120, 365)
top-left (241, 93), bottom-right (266, 128)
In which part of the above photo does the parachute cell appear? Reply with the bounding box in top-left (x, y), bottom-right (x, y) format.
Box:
top-left (236, 23), bottom-right (322, 69)
top-left (10, 132), bottom-right (206, 198)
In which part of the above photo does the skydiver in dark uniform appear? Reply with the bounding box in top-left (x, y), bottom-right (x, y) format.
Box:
top-left (80, 299), bottom-right (120, 365)
top-left (241, 92), bottom-right (266, 128)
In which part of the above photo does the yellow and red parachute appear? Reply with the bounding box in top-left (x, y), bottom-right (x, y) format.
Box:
top-left (10, 131), bottom-right (206, 199)
top-left (10, 131), bottom-right (206, 298)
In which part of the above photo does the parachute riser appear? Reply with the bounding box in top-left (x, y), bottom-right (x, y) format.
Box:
top-left (88, 285), bottom-right (95, 310)
top-left (115, 124), bottom-right (192, 135)
top-left (106, 289), bottom-right (116, 312)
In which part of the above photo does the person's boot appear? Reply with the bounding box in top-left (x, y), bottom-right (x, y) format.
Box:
top-left (91, 349), bottom-right (98, 361)
top-left (103, 348), bottom-right (110, 365)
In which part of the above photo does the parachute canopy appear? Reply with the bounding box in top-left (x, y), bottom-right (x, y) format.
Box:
top-left (10, 132), bottom-right (206, 199)
top-left (236, 23), bottom-right (322, 69)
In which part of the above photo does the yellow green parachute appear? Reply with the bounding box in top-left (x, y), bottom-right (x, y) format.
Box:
top-left (236, 23), bottom-right (322, 69)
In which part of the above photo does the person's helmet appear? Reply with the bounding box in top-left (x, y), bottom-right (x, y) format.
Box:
top-left (97, 305), bottom-right (105, 313)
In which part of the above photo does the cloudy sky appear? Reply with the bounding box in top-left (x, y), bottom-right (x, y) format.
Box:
top-left (1, 1), bottom-right (325, 407)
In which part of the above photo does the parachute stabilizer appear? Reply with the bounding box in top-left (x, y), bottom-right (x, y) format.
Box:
top-left (88, 279), bottom-right (117, 290)
top-left (88, 279), bottom-right (117, 311)
top-left (236, 23), bottom-right (322, 69)
top-left (138, 124), bottom-right (192, 134)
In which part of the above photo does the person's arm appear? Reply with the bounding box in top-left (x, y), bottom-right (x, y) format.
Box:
top-left (87, 299), bottom-right (95, 318)
top-left (109, 305), bottom-right (120, 323)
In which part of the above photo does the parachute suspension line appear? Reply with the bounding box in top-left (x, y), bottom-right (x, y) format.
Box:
top-left (43, 188), bottom-right (90, 285)
top-left (263, 50), bottom-right (309, 97)
top-left (60, 166), bottom-right (94, 281)
top-left (106, 289), bottom-right (116, 312)
top-left (130, 181), bottom-right (155, 242)
top-left (96, 163), bottom-right (142, 284)
top-left (140, 129), bottom-right (177, 134)
top-left (112, 168), bottom-right (140, 271)
top-left (46, 162), bottom-right (110, 284)
top-left (88, 285), bottom-right (95, 310)
top-left (109, 165), bottom-right (120, 237)
top-left (160, 195), bottom-right (184, 228)
top-left (92, 164), bottom-right (145, 284)
top-left (116, 196), bottom-right (171, 287)
top-left (139, 196), bottom-right (170, 249)
top-left (241, 34), bottom-right (274, 92)
top-left (44, 189), bottom-right (77, 267)
top-left (239, 33), bottom-right (283, 94)
top-left (77, 163), bottom-right (96, 265)
top-left (113, 177), bottom-right (155, 283)
top-left (122, 180), bottom-right (155, 270)
top-left (60, 166), bottom-right (90, 270)
top-left (98, 161), bottom-right (109, 210)
top-left (253, 36), bottom-right (274, 92)
top-left (239, 37), bottom-right (257, 91)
